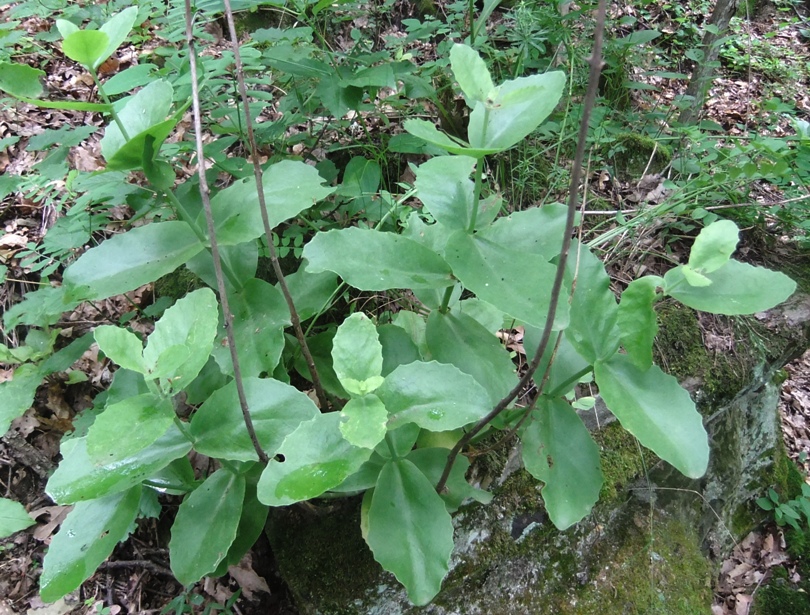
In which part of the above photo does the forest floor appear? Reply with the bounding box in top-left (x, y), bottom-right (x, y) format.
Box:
top-left (2, 0), bottom-right (810, 614)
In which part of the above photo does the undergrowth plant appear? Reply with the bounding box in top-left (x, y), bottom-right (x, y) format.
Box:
top-left (0, 1), bottom-right (799, 608)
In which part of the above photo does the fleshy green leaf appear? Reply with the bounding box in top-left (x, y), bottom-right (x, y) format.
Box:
top-left (62, 30), bottom-right (109, 67)
top-left (86, 394), bottom-right (174, 465)
top-left (55, 19), bottom-right (79, 39)
top-left (377, 361), bottom-right (490, 431)
top-left (170, 470), bottom-right (245, 586)
top-left (211, 160), bottom-right (333, 245)
top-left (212, 279), bottom-right (289, 378)
top-left (468, 71), bottom-right (565, 151)
top-left (521, 398), bottom-right (602, 529)
top-left (63, 221), bottom-right (204, 301)
top-left (0, 62), bottom-right (45, 98)
top-left (414, 156), bottom-right (476, 231)
top-left (257, 413), bottom-right (372, 506)
top-left (594, 354), bottom-right (709, 478)
top-left (425, 311), bottom-right (517, 405)
top-left (565, 240), bottom-right (621, 363)
top-left (402, 119), bottom-right (499, 157)
top-left (304, 228), bottom-right (453, 290)
top-left (210, 479), bottom-right (269, 577)
top-left (617, 276), bottom-right (663, 370)
top-left (281, 265), bottom-right (338, 321)
top-left (0, 498), bottom-right (34, 538)
top-left (444, 231), bottom-right (567, 330)
top-left (477, 203), bottom-right (572, 261)
top-left (96, 7), bottom-right (139, 70)
top-left (190, 377), bottom-right (319, 462)
top-left (0, 363), bottom-right (43, 438)
top-left (340, 394), bottom-right (389, 449)
top-left (332, 313), bottom-right (385, 396)
top-left (40, 487), bottom-right (141, 602)
top-left (688, 220), bottom-right (739, 274)
top-left (94, 325), bottom-right (146, 374)
top-left (522, 327), bottom-right (589, 395)
top-left (450, 43), bottom-right (495, 103)
top-left (143, 288), bottom-right (218, 390)
top-left (378, 324), bottom-right (421, 376)
top-left (366, 459), bottom-right (454, 606)
top-left (46, 426), bottom-right (192, 504)
top-left (663, 261), bottom-right (796, 315)
top-left (101, 80), bottom-right (177, 170)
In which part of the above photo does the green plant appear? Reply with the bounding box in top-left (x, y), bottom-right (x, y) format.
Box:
top-left (758, 484), bottom-right (810, 531)
top-left (0, 3), bottom-right (799, 610)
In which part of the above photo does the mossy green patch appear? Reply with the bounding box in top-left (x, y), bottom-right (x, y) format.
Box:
top-left (609, 132), bottom-right (673, 180)
top-left (593, 422), bottom-right (658, 501)
top-left (153, 267), bottom-right (204, 301)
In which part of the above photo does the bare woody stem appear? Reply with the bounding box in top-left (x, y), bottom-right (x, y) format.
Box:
top-left (436, 0), bottom-right (608, 493)
top-left (221, 0), bottom-right (331, 411)
top-left (183, 1), bottom-right (268, 465)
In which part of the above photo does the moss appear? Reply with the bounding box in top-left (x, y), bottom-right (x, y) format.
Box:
top-left (771, 443), bottom-right (806, 500)
top-left (654, 302), bottom-right (751, 410)
top-left (153, 267), bottom-right (204, 301)
top-left (593, 422), bottom-right (658, 501)
top-left (265, 500), bottom-right (382, 614)
top-left (609, 132), bottom-right (673, 180)
top-left (752, 580), bottom-right (810, 615)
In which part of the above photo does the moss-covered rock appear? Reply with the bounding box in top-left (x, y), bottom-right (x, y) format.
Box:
top-left (609, 132), bottom-right (673, 180)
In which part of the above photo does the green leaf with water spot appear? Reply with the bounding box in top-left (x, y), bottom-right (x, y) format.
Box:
top-left (86, 394), bottom-right (174, 465)
top-left (169, 469), bottom-right (245, 586)
top-left (46, 425), bottom-right (192, 504)
top-left (595, 353), bottom-right (709, 479)
top-left (521, 398), bottom-right (602, 529)
top-left (40, 487), bottom-right (141, 602)
top-left (257, 413), bottom-right (372, 506)
top-left (340, 394), bottom-right (388, 449)
top-left (0, 498), bottom-right (34, 538)
top-left (377, 361), bottom-right (490, 431)
top-left (63, 221), bottom-right (204, 301)
top-left (191, 377), bottom-right (319, 462)
top-left (366, 458), bottom-right (454, 606)
top-left (332, 313), bottom-right (385, 396)
top-left (664, 260), bottom-right (796, 315)
top-left (304, 227), bottom-right (453, 291)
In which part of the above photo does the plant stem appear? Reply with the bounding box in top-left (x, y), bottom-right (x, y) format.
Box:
top-left (92, 71), bottom-right (130, 141)
top-left (184, 0), bottom-right (268, 465)
top-left (467, 157), bottom-right (485, 233)
top-left (438, 285), bottom-right (455, 314)
top-left (435, 0), bottom-right (609, 494)
top-left (468, 0), bottom-right (476, 45)
top-left (221, 0), bottom-right (330, 412)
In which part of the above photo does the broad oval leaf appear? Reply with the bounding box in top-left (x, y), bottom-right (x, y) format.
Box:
top-left (304, 227), bottom-right (453, 290)
top-left (94, 325), bottom-right (146, 374)
top-left (332, 313), bottom-right (384, 396)
top-left (403, 119), bottom-right (499, 157)
top-left (0, 363), bottom-right (43, 438)
top-left (468, 71), bottom-right (565, 151)
top-left (450, 43), bottom-right (495, 103)
top-left (63, 221), bottom-right (204, 301)
top-left (366, 459), bottom-right (454, 606)
top-left (340, 394), bottom-right (388, 449)
top-left (86, 394), bottom-right (174, 465)
top-left (257, 413), bottom-right (372, 506)
top-left (663, 260), bottom-right (796, 316)
top-left (143, 288), bottom-right (218, 391)
top-left (377, 361), bottom-right (490, 431)
top-left (478, 203), bottom-right (573, 261)
top-left (444, 231), bottom-right (567, 330)
top-left (425, 311), bottom-right (517, 405)
top-left (617, 276), bottom-right (663, 370)
top-left (521, 398), bottom-right (602, 529)
top-left (190, 377), bottom-right (319, 462)
top-left (0, 498), bottom-right (35, 538)
top-left (96, 7), bottom-right (139, 70)
top-left (0, 62), bottom-right (45, 99)
top-left (169, 469), bottom-right (245, 586)
top-left (46, 426), bottom-right (192, 504)
top-left (40, 486), bottom-right (141, 603)
top-left (211, 160), bottom-right (334, 245)
top-left (62, 30), bottom-right (109, 67)
top-left (210, 479), bottom-right (269, 577)
top-left (594, 353), bottom-right (709, 478)
top-left (414, 156), bottom-right (477, 231)
top-left (688, 219), bottom-right (739, 274)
